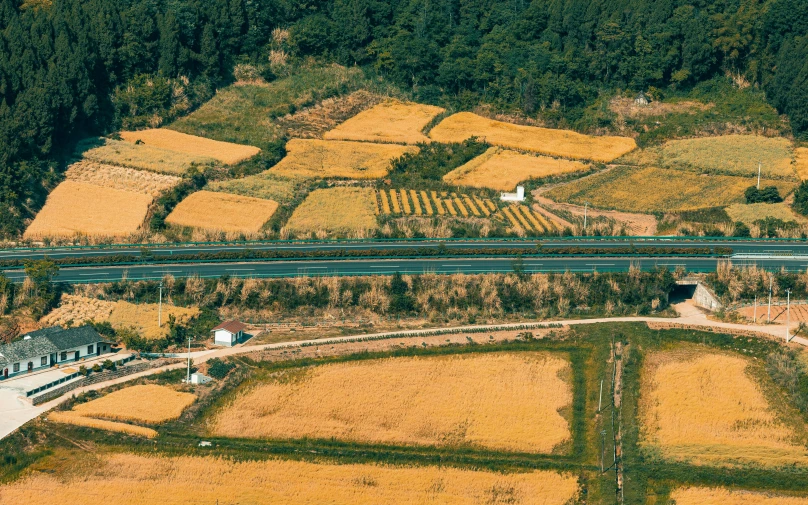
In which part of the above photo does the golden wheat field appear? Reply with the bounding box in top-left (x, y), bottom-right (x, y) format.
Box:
top-left (323, 100), bottom-right (445, 144)
top-left (212, 352), bottom-right (572, 453)
top-left (640, 350), bottom-right (808, 467)
top-left (285, 187), bottom-right (377, 235)
top-left (65, 160), bottom-right (181, 197)
top-left (79, 137), bottom-right (217, 174)
top-left (429, 112), bottom-right (636, 162)
top-left (24, 181), bottom-right (152, 239)
top-left (726, 202), bottom-right (803, 225)
top-left (378, 189), bottom-right (497, 218)
top-left (207, 172), bottom-right (302, 203)
top-left (269, 138), bottom-right (417, 179)
top-left (545, 166), bottom-right (797, 213)
top-left (72, 385), bottom-right (196, 424)
top-left (0, 453), bottom-right (579, 505)
top-left (120, 129), bottom-right (260, 165)
top-left (166, 190), bottom-right (279, 233)
top-left (48, 412), bottom-right (158, 438)
top-left (670, 487), bottom-right (808, 505)
top-left (40, 295), bottom-right (198, 340)
top-left (444, 147), bottom-right (589, 191)
top-left (498, 205), bottom-right (556, 233)
top-left (795, 147), bottom-right (808, 180)
top-left (659, 135), bottom-right (795, 177)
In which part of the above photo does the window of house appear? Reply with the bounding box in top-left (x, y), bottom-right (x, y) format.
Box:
top-left (13, 363), bottom-right (19, 372)
top-left (61, 351), bottom-right (67, 361)
top-left (41, 356), bottom-right (47, 366)
top-left (87, 344), bottom-right (94, 354)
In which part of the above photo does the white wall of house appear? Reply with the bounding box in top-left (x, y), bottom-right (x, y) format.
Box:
top-left (1, 341), bottom-right (111, 379)
top-left (213, 329), bottom-right (241, 347)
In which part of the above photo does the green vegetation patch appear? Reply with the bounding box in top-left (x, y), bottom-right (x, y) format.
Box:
top-left (206, 172), bottom-right (306, 204)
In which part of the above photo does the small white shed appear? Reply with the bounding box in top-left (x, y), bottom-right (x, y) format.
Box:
top-left (500, 186), bottom-right (525, 202)
top-left (211, 320), bottom-right (247, 347)
top-left (190, 372), bottom-right (212, 384)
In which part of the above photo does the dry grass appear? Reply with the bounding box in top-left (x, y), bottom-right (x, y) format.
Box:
top-left (429, 112), bottom-right (636, 162)
top-left (545, 166), bottom-right (797, 213)
top-left (659, 135), bottom-right (795, 177)
top-left (166, 190), bottom-right (279, 233)
top-left (65, 161), bottom-right (181, 197)
top-left (670, 487), bottom-right (808, 505)
top-left (24, 181), bottom-right (152, 239)
top-left (48, 412), bottom-right (157, 438)
top-left (40, 295), bottom-right (198, 340)
top-left (207, 172), bottom-right (303, 203)
top-left (444, 147), bottom-right (589, 191)
top-left (120, 129), bottom-right (260, 165)
top-left (72, 385), bottom-right (195, 424)
top-left (640, 350), bottom-right (808, 467)
top-left (285, 187), bottom-right (377, 235)
top-left (79, 137), bottom-right (216, 175)
top-left (609, 97), bottom-right (712, 118)
top-left (324, 100), bottom-right (445, 144)
top-left (276, 90), bottom-right (385, 138)
top-left (0, 453), bottom-right (579, 505)
top-left (212, 352), bottom-right (572, 453)
top-left (270, 139), bottom-right (417, 179)
top-left (795, 147), bottom-right (808, 180)
top-left (726, 202), bottom-right (804, 225)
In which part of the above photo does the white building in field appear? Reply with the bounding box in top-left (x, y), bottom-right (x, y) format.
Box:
top-left (211, 320), bottom-right (247, 347)
top-left (0, 326), bottom-right (112, 380)
top-left (500, 186), bottom-right (525, 202)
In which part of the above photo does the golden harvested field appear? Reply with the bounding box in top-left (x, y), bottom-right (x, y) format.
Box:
top-left (670, 487), bottom-right (808, 505)
top-left (659, 135), bottom-right (795, 177)
top-left (24, 181), bottom-right (152, 239)
top-left (285, 187), bottom-right (377, 235)
top-left (545, 166), bottom-right (797, 213)
top-left (207, 172), bottom-right (302, 203)
top-left (40, 295), bottom-right (198, 340)
top-left (269, 139), bottom-right (416, 179)
top-left (120, 129), bottom-right (260, 165)
top-left (323, 100), bottom-right (445, 144)
top-left (498, 205), bottom-right (556, 233)
top-left (0, 453), bottom-right (579, 505)
top-left (72, 385), bottom-right (195, 424)
top-left (429, 112), bottom-right (636, 162)
top-left (726, 202), bottom-right (804, 225)
top-left (378, 189), bottom-right (496, 218)
top-left (48, 412), bottom-right (158, 438)
top-left (640, 350), bottom-right (808, 467)
top-left (166, 190), bottom-right (279, 233)
top-left (444, 147), bottom-right (589, 191)
top-left (65, 161), bottom-right (181, 197)
top-left (79, 137), bottom-right (216, 175)
top-left (212, 352), bottom-right (572, 453)
top-left (796, 147), bottom-right (808, 180)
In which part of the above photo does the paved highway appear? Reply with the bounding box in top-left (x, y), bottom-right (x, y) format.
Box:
top-left (4, 255), bottom-right (808, 283)
top-left (2, 238), bottom-right (808, 263)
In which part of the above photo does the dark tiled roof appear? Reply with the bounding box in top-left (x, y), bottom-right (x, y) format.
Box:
top-left (45, 326), bottom-right (106, 350)
top-left (211, 320), bottom-right (247, 334)
top-left (0, 337), bottom-right (58, 363)
top-left (0, 325), bottom-right (107, 365)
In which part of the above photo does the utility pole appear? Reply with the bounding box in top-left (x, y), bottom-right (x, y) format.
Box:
top-left (757, 161), bottom-right (762, 189)
top-left (600, 430), bottom-right (606, 472)
top-left (753, 295), bottom-right (757, 323)
top-left (767, 275), bottom-right (773, 323)
top-left (598, 379), bottom-right (604, 413)
top-left (186, 336), bottom-right (192, 382)
top-left (158, 281), bottom-right (164, 327)
top-left (786, 289), bottom-right (792, 343)
top-left (583, 202), bottom-right (589, 234)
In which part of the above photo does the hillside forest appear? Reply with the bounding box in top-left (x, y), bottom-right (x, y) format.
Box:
top-left (2, 0), bottom-right (808, 237)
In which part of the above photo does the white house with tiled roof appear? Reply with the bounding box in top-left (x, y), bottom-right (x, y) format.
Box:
top-left (211, 320), bottom-right (247, 347)
top-left (0, 326), bottom-right (112, 379)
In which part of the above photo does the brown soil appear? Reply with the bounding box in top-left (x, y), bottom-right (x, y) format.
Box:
top-left (276, 90), bottom-right (385, 139)
top-left (534, 193), bottom-right (658, 235)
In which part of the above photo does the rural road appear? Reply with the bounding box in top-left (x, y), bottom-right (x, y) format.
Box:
top-left (2, 306), bottom-right (805, 441)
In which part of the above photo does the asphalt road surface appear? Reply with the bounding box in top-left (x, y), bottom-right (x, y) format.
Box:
top-left (4, 255), bottom-right (808, 283)
top-left (3, 238), bottom-right (808, 262)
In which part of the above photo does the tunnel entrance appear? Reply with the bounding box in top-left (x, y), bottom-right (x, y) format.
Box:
top-left (669, 283), bottom-right (697, 304)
